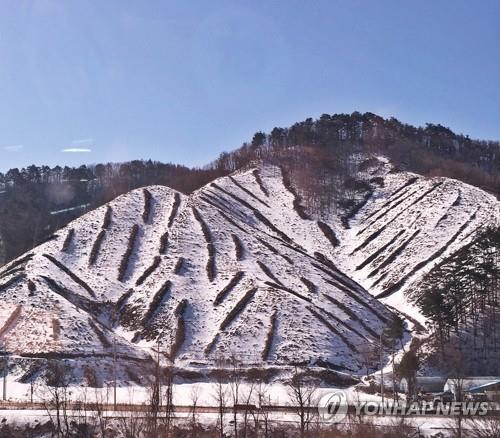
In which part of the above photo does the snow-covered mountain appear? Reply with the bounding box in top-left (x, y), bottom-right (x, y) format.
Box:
top-left (0, 159), bottom-right (497, 382)
top-left (332, 159), bottom-right (500, 325)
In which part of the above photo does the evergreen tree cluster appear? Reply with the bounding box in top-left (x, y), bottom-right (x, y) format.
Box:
top-left (1, 111), bottom-right (500, 266)
top-left (409, 227), bottom-right (500, 372)
top-left (0, 161), bottom-right (222, 264)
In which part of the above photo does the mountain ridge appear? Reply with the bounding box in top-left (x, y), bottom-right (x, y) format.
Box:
top-left (0, 157), bottom-right (498, 381)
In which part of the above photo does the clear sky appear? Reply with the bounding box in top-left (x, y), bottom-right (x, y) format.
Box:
top-left (0, 0), bottom-right (499, 171)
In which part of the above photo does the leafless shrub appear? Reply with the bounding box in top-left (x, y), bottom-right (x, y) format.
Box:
top-left (61, 228), bottom-right (74, 252)
top-left (300, 277), bottom-right (317, 294)
top-left (167, 192), bottom-right (181, 227)
top-left (88, 319), bottom-right (111, 347)
top-left (287, 367), bottom-right (319, 438)
top-left (102, 205), bottom-right (113, 229)
top-left (229, 175), bottom-right (270, 207)
top-left (214, 271), bottom-right (244, 306)
top-left (232, 234), bottom-right (244, 260)
top-left (27, 279), bottom-right (36, 294)
top-left (117, 224), bottom-right (139, 282)
top-left (207, 242), bottom-right (216, 282)
top-left (220, 287), bottom-right (257, 330)
top-left (43, 254), bottom-right (96, 298)
top-left (253, 168), bottom-right (269, 196)
top-left (0, 273), bottom-right (26, 292)
top-left (142, 279), bottom-right (172, 326)
top-left (159, 230), bottom-right (169, 254)
top-left (116, 288), bottom-right (134, 313)
top-left (257, 261), bottom-right (282, 285)
top-left (88, 229), bottom-right (106, 266)
top-left (169, 299), bottom-right (188, 360)
top-left (262, 311), bottom-right (277, 361)
top-left (51, 318), bottom-right (60, 341)
top-left (317, 221), bottom-right (340, 247)
top-left (0, 304), bottom-right (22, 338)
top-left (281, 166), bottom-right (309, 219)
top-left (174, 257), bottom-right (185, 274)
top-left (135, 255), bottom-right (161, 286)
top-left (192, 206), bottom-right (212, 243)
top-left (142, 188), bottom-right (153, 223)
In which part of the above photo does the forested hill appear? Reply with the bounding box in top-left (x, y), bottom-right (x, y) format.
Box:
top-left (0, 163), bottom-right (223, 265)
top-left (1, 111), bottom-right (499, 265)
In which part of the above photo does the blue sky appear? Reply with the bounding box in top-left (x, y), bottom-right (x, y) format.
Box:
top-left (0, 0), bottom-right (499, 171)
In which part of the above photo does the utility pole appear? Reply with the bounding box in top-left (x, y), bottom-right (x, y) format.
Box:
top-left (113, 338), bottom-right (117, 411)
top-left (2, 356), bottom-right (7, 401)
top-left (379, 333), bottom-right (385, 406)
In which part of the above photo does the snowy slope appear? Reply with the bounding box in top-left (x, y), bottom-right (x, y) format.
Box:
top-left (0, 159), bottom-right (497, 382)
top-left (331, 158), bottom-right (500, 324)
top-left (0, 166), bottom-right (392, 380)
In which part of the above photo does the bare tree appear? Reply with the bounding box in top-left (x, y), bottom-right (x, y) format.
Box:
top-left (240, 380), bottom-right (255, 438)
top-left (189, 384), bottom-right (200, 438)
top-left (163, 365), bottom-right (175, 437)
top-left (229, 354), bottom-right (241, 438)
top-left (212, 357), bottom-right (228, 438)
top-left (255, 381), bottom-right (272, 438)
top-left (358, 342), bottom-right (378, 378)
top-left (287, 367), bottom-right (318, 438)
top-left (42, 361), bottom-right (71, 438)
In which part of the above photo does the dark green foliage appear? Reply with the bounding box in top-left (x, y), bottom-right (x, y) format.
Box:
top-left (410, 227), bottom-right (500, 356)
top-left (377, 207), bottom-right (479, 298)
top-left (2, 112), bottom-right (500, 269)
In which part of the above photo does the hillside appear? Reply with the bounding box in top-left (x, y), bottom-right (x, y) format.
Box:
top-left (0, 164), bottom-right (393, 382)
top-left (2, 111), bottom-right (500, 269)
top-left (0, 158), bottom-right (498, 382)
top-left (332, 158), bottom-right (500, 323)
